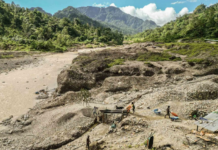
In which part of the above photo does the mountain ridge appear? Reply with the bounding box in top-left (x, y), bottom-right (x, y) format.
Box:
top-left (77, 6), bottom-right (158, 34)
top-left (29, 7), bottom-right (52, 16)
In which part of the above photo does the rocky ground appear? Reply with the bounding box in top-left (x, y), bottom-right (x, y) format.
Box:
top-left (1, 43), bottom-right (218, 150)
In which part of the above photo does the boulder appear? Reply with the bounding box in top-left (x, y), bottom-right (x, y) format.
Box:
top-left (57, 69), bottom-right (96, 93)
top-left (109, 65), bottom-right (141, 76)
top-left (187, 82), bottom-right (218, 100)
top-left (165, 66), bottom-right (185, 74)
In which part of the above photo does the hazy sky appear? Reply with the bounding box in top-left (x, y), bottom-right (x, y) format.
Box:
top-left (4, 0), bottom-right (217, 26)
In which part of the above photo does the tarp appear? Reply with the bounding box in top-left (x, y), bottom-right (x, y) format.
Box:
top-left (195, 110), bottom-right (218, 132)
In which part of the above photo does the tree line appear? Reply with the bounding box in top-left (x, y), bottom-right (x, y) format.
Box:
top-left (0, 0), bottom-right (124, 51)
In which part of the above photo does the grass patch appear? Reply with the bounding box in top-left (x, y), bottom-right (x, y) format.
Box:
top-left (161, 42), bottom-right (218, 65)
top-left (137, 52), bottom-right (181, 61)
top-left (85, 44), bottom-right (93, 48)
top-left (165, 43), bottom-right (218, 57)
top-left (1, 54), bottom-right (14, 59)
top-left (99, 43), bottom-right (106, 47)
top-left (187, 58), bottom-right (205, 64)
top-left (187, 58), bottom-right (213, 66)
top-left (107, 59), bottom-right (125, 68)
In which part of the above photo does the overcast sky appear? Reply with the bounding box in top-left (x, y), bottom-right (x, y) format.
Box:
top-left (4, 0), bottom-right (217, 26)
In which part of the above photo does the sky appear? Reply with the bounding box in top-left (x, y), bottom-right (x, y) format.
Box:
top-left (4, 0), bottom-right (217, 26)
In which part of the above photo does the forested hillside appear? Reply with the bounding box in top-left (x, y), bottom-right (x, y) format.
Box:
top-left (53, 6), bottom-right (125, 33)
top-left (0, 1), bottom-right (123, 52)
top-left (77, 6), bottom-right (158, 34)
top-left (29, 7), bottom-right (52, 16)
top-left (53, 6), bottom-right (103, 28)
top-left (130, 4), bottom-right (218, 42)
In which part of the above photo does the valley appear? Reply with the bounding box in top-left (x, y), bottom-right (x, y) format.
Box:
top-left (0, 1), bottom-right (218, 150)
top-left (1, 43), bottom-right (218, 150)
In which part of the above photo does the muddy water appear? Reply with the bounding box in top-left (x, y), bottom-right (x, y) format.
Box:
top-left (0, 52), bottom-right (78, 121)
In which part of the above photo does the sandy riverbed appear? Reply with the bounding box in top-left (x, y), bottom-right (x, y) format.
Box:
top-left (0, 52), bottom-right (78, 121)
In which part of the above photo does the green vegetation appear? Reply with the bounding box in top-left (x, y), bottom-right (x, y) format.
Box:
top-left (107, 59), bottom-right (125, 68)
top-left (29, 7), bottom-right (52, 16)
top-left (1, 54), bottom-right (14, 58)
top-left (79, 88), bottom-right (91, 106)
top-left (85, 44), bottom-right (93, 48)
top-left (0, 1), bottom-right (124, 52)
top-left (128, 3), bottom-right (218, 42)
top-left (77, 6), bottom-right (157, 34)
top-left (157, 42), bottom-right (218, 64)
top-left (187, 58), bottom-right (205, 64)
top-left (137, 52), bottom-right (181, 61)
top-left (164, 43), bottom-right (218, 57)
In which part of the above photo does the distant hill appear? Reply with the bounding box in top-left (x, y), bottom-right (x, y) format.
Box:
top-left (132, 3), bottom-right (218, 42)
top-left (77, 6), bottom-right (158, 34)
top-left (53, 6), bottom-right (103, 27)
top-left (53, 6), bottom-right (127, 34)
top-left (29, 7), bottom-right (52, 16)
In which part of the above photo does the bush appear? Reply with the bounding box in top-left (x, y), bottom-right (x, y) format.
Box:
top-left (0, 42), bottom-right (10, 50)
top-left (30, 35), bottom-right (37, 40)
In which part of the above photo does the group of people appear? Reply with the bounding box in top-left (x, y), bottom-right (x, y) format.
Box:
top-left (86, 104), bottom-right (172, 149)
top-left (132, 103), bottom-right (172, 119)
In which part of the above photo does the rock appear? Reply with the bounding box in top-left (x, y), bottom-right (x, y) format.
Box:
top-left (165, 66), bottom-right (185, 74)
top-left (186, 76), bottom-right (193, 81)
top-left (103, 76), bottom-right (149, 92)
top-left (109, 65), bottom-right (141, 76)
top-left (8, 130), bottom-right (13, 134)
top-left (57, 69), bottom-right (96, 93)
top-left (174, 76), bottom-right (182, 81)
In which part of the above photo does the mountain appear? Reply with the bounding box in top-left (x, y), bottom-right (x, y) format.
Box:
top-left (29, 7), bottom-right (52, 16)
top-left (53, 6), bottom-right (103, 27)
top-left (132, 3), bottom-right (218, 42)
top-left (77, 6), bottom-right (158, 34)
top-left (53, 6), bottom-right (127, 34)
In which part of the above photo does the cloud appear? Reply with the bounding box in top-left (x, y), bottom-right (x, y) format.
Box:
top-left (187, 0), bottom-right (197, 2)
top-left (171, 1), bottom-right (186, 5)
top-left (120, 3), bottom-right (189, 26)
top-left (171, 0), bottom-right (197, 5)
top-left (110, 3), bottom-right (116, 7)
top-left (92, 2), bottom-right (110, 7)
top-left (178, 7), bottom-right (189, 16)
